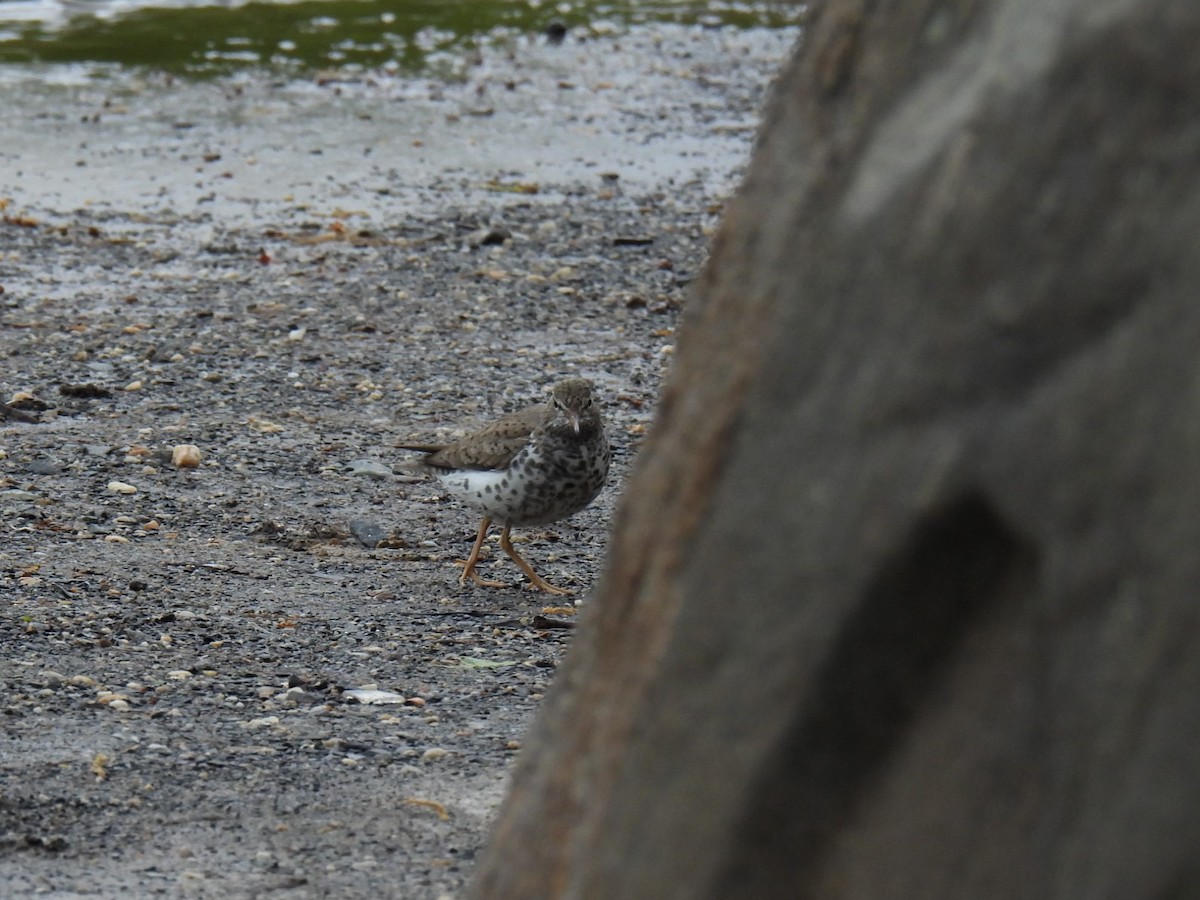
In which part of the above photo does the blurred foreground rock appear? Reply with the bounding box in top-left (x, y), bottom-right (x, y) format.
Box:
top-left (471, 0), bottom-right (1200, 897)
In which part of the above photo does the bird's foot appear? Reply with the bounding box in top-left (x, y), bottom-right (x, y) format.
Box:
top-left (456, 560), bottom-right (509, 589)
top-left (523, 573), bottom-right (572, 596)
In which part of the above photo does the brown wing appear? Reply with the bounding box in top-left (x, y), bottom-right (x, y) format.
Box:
top-left (399, 401), bottom-right (546, 471)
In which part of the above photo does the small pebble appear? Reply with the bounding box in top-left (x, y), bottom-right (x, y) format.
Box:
top-left (344, 688), bottom-right (406, 705)
top-left (467, 226), bottom-right (511, 248)
top-left (171, 444), bottom-right (202, 468)
top-left (421, 747), bottom-right (449, 762)
top-left (247, 416), bottom-right (283, 433)
top-left (107, 481), bottom-right (138, 494)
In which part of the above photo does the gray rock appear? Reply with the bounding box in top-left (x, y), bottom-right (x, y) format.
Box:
top-left (348, 518), bottom-right (386, 549)
top-left (1, 490), bottom-right (39, 503)
top-left (25, 458), bottom-right (62, 475)
top-left (346, 459), bottom-right (393, 480)
top-left (472, 3), bottom-right (1200, 899)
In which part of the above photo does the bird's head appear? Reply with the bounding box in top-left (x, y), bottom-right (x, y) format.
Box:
top-left (548, 378), bottom-right (601, 438)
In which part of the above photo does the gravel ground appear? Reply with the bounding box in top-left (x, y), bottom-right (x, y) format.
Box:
top-left (0, 24), bottom-right (796, 899)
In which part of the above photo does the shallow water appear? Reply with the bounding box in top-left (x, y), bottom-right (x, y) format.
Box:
top-left (0, 22), bottom-right (797, 227)
top-left (0, 0), bottom-right (803, 74)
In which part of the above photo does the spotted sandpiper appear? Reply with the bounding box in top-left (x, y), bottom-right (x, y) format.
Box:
top-left (398, 378), bottom-right (610, 595)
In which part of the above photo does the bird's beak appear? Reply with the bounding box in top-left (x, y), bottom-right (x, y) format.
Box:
top-left (569, 411), bottom-right (581, 435)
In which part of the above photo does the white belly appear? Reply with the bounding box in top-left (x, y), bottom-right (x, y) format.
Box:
top-left (434, 468), bottom-right (530, 523)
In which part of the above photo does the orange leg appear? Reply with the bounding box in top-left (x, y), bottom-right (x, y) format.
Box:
top-left (499, 525), bottom-right (571, 595)
top-left (456, 517), bottom-right (507, 588)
